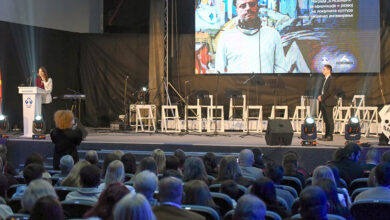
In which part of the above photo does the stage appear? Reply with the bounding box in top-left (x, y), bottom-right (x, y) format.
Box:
top-left (5, 129), bottom-right (389, 173)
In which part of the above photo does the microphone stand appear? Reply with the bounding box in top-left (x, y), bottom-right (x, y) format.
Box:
top-left (185, 81), bottom-right (189, 133)
top-left (243, 73), bottom-right (256, 135)
top-left (123, 75), bottom-right (129, 130)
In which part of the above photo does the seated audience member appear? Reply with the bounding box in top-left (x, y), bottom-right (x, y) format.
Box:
top-left (152, 149), bottom-right (166, 174)
top-left (361, 148), bottom-right (379, 172)
top-left (327, 164), bottom-right (344, 188)
top-left (299, 186), bottom-right (328, 220)
top-left (282, 151), bottom-right (306, 185)
top-left (85, 150), bottom-right (99, 167)
top-left (99, 160), bottom-right (134, 192)
top-left (29, 196), bottom-right (64, 220)
top-left (381, 151), bottom-right (390, 162)
top-left (114, 193), bottom-right (156, 220)
top-left (51, 110), bottom-right (83, 170)
top-left (0, 175), bottom-right (8, 201)
top-left (133, 170), bottom-right (159, 206)
top-left (22, 153), bottom-right (51, 180)
top-left (264, 164), bottom-right (294, 208)
top-left (331, 143), bottom-right (364, 185)
top-left (0, 204), bottom-right (13, 220)
top-left (220, 180), bottom-right (240, 204)
top-left (21, 179), bottom-right (58, 214)
top-left (53, 155), bottom-right (74, 179)
top-left (183, 157), bottom-right (209, 184)
top-left (213, 156), bottom-right (253, 187)
top-left (0, 144), bottom-right (17, 176)
top-left (355, 162), bottom-right (390, 201)
top-left (239, 149), bottom-right (264, 180)
top-left (64, 164), bottom-right (101, 203)
top-left (162, 169), bottom-right (183, 180)
top-left (61, 160), bottom-right (90, 187)
top-left (152, 177), bottom-right (205, 220)
top-left (183, 180), bottom-right (221, 216)
top-left (202, 152), bottom-right (218, 177)
top-left (121, 153), bottom-right (137, 174)
top-left (84, 182), bottom-right (130, 220)
top-left (251, 148), bottom-right (265, 169)
top-left (137, 157), bottom-right (158, 175)
top-left (314, 178), bottom-right (352, 220)
top-left (165, 155), bottom-right (180, 172)
top-left (233, 194), bottom-right (266, 220)
top-left (12, 163), bottom-right (45, 199)
top-left (113, 150), bottom-right (125, 159)
top-left (250, 177), bottom-right (290, 218)
top-left (174, 149), bottom-right (186, 171)
top-left (368, 166), bottom-right (377, 187)
top-left (102, 153), bottom-right (121, 177)
top-left (0, 157), bottom-right (17, 189)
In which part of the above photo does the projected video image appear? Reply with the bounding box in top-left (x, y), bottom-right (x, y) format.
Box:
top-left (195, 0), bottom-right (379, 74)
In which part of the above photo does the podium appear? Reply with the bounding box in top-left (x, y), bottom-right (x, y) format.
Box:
top-left (18, 87), bottom-right (47, 137)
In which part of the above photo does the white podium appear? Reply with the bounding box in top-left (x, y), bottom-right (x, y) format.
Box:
top-left (18, 87), bottom-right (46, 137)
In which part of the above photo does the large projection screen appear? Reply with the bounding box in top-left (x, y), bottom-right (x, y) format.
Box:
top-left (195, 0), bottom-right (380, 74)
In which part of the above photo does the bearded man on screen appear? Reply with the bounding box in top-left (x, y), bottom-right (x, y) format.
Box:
top-left (215, 0), bottom-right (287, 74)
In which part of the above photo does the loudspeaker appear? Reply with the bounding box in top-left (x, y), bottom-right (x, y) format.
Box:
top-left (266, 119), bottom-right (293, 145)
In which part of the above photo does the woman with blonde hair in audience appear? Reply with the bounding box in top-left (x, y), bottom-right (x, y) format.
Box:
top-left (113, 193), bottom-right (156, 220)
top-left (99, 160), bottom-right (134, 192)
top-left (21, 179), bottom-right (58, 213)
top-left (61, 160), bottom-right (90, 187)
top-left (152, 149), bottom-right (166, 173)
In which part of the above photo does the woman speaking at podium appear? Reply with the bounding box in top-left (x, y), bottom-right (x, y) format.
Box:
top-left (36, 66), bottom-right (53, 132)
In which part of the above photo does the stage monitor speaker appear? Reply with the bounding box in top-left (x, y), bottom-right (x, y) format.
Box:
top-left (266, 119), bottom-right (293, 146)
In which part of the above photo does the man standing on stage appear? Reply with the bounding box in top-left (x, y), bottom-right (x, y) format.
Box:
top-left (318, 64), bottom-right (336, 141)
top-left (215, 0), bottom-right (286, 73)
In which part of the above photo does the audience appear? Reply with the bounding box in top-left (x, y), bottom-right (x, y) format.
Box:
top-left (183, 157), bottom-right (209, 184)
top-left (84, 182), bottom-right (130, 220)
top-left (85, 150), bottom-right (99, 167)
top-left (137, 157), bottom-right (158, 175)
top-left (113, 150), bottom-right (125, 159)
top-left (64, 164), bottom-right (101, 203)
top-left (102, 153), bottom-right (121, 177)
top-left (331, 143), bottom-right (364, 185)
top-left (183, 180), bottom-right (220, 216)
top-left (174, 149), bottom-right (186, 171)
top-left (264, 164), bottom-right (295, 208)
top-left (282, 151), bottom-right (305, 185)
top-left (21, 179), bottom-right (57, 213)
top-left (165, 155), bottom-right (180, 171)
top-left (381, 151), bottom-right (390, 162)
top-left (29, 195), bottom-right (64, 220)
top-left (162, 169), bottom-right (183, 180)
top-left (361, 148), bottom-right (379, 172)
top-left (299, 186), bottom-right (328, 220)
top-left (239, 149), bottom-right (264, 180)
top-left (22, 153), bottom-right (51, 180)
top-left (202, 152), bottom-right (218, 177)
top-left (61, 160), bottom-right (90, 187)
top-left (152, 149), bottom-right (166, 174)
top-left (233, 194), bottom-right (266, 220)
top-left (250, 177), bottom-right (290, 218)
top-left (213, 155), bottom-right (252, 187)
top-left (100, 160), bottom-right (134, 192)
top-left (220, 180), bottom-right (240, 203)
top-left (114, 193), bottom-right (156, 220)
top-left (121, 153), bottom-right (137, 174)
top-left (0, 157), bottom-right (17, 190)
top-left (54, 155), bottom-right (74, 178)
top-left (133, 170), bottom-right (159, 206)
top-left (152, 177), bottom-right (205, 220)
top-left (0, 144), bottom-right (17, 176)
top-left (355, 161), bottom-right (390, 201)
top-left (12, 163), bottom-right (45, 199)
top-left (251, 148), bottom-right (265, 169)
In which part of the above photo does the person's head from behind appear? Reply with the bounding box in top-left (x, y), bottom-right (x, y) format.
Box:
top-left (312, 165), bottom-right (335, 186)
top-left (23, 163), bottom-right (44, 185)
top-left (29, 196), bottom-right (63, 220)
top-left (134, 170), bottom-right (158, 200)
top-left (322, 64), bottom-right (332, 76)
top-left (239, 149), bottom-right (255, 167)
top-left (85, 150), bottom-right (99, 165)
top-left (104, 160), bottom-right (125, 187)
top-left (80, 164), bottom-right (101, 188)
top-left (138, 156), bottom-right (158, 175)
top-left (235, 0), bottom-right (260, 27)
top-left (375, 162), bottom-right (390, 187)
top-left (233, 194), bottom-right (266, 220)
top-left (165, 155), bottom-right (180, 171)
top-left (282, 151), bottom-right (298, 174)
top-left (250, 177), bottom-right (277, 205)
top-left (183, 180), bottom-right (215, 207)
top-left (174, 149), bottom-right (186, 169)
top-left (381, 151), bottom-right (390, 163)
top-left (113, 193), bottom-right (156, 220)
top-left (121, 153), bottom-right (136, 174)
top-left (162, 169), bottom-right (183, 180)
top-left (54, 110), bottom-right (74, 130)
top-left (313, 178), bottom-right (341, 213)
top-left (220, 180), bottom-right (240, 201)
top-left (264, 163), bottom-right (283, 184)
top-left (251, 148), bottom-right (265, 168)
top-left (84, 182), bottom-right (130, 220)
top-left (366, 149), bottom-right (379, 164)
top-left (299, 186), bottom-right (328, 219)
top-left (202, 152), bottom-right (218, 174)
top-left (158, 177), bottom-right (183, 204)
top-left (344, 143), bottom-right (361, 162)
top-left (21, 179), bottom-right (57, 213)
top-left (152, 149), bottom-right (166, 173)
top-left (62, 160), bottom-right (90, 187)
top-left (103, 153), bottom-right (121, 177)
top-left (24, 153), bottom-right (44, 167)
top-left (60, 155), bottom-right (74, 175)
top-left (183, 156), bottom-right (208, 183)
top-left (217, 155), bottom-right (242, 181)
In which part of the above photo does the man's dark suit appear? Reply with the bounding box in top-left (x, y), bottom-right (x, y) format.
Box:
top-left (153, 205), bottom-right (205, 220)
top-left (319, 75), bottom-right (336, 138)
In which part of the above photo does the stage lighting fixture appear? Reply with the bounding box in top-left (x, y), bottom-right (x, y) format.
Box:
top-left (32, 115), bottom-right (46, 139)
top-left (345, 116), bottom-right (361, 143)
top-left (301, 116), bottom-right (317, 146)
top-left (0, 115), bottom-right (9, 133)
top-left (142, 86), bottom-right (148, 92)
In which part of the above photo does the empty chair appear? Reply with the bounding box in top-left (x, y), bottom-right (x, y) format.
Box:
top-left (61, 200), bottom-right (95, 219)
top-left (281, 176), bottom-right (302, 194)
top-left (182, 205), bottom-right (220, 220)
top-left (350, 199), bottom-right (390, 220)
top-left (349, 178), bottom-right (368, 193)
top-left (211, 192), bottom-right (234, 216)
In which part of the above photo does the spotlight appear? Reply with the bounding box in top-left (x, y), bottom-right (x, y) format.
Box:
top-left (142, 86), bottom-right (148, 92)
top-left (345, 116), bottom-right (361, 143)
top-left (136, 86), bottom-right (149, 104)
top-left (32, 115), bottom-right (46, 139)
top-left (301, 116), bottom-right (317, 146)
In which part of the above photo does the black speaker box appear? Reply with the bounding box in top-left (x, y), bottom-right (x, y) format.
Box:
top-left (266, 119), bottom-right (293, 145)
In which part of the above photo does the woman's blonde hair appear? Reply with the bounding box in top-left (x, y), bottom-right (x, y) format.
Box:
top-left (152, 149), bottom-right (166, 173)
top-left (312, 165), bottom-right (336, 186)
top-left (104, 160), bottom-right (125, 189)
top-left (61, 160), bottom-right (90, 187)
top-left (54, 110), bottom-right (74, 130)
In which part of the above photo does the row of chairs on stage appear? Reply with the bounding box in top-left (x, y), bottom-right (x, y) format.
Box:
top-left (129, 94), bottom-right (380, 136)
